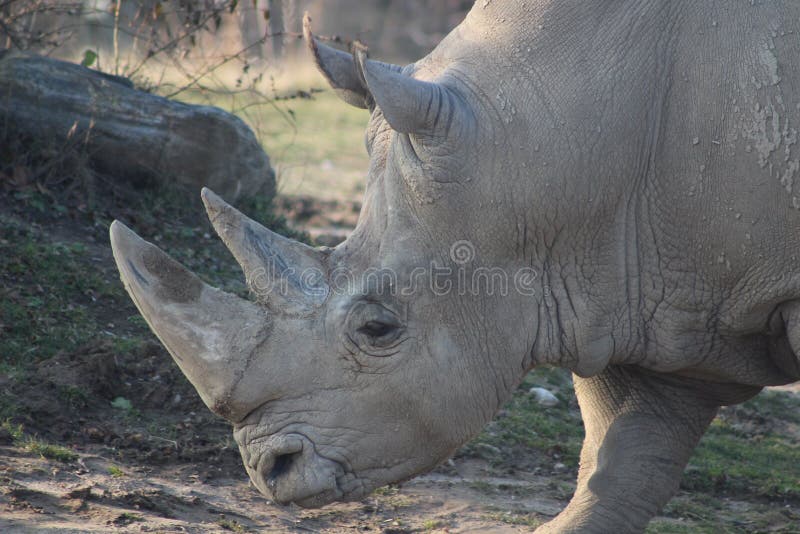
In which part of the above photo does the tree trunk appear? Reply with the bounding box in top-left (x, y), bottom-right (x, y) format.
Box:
top-left (239, 0), bottom-right (265, 60)
top-left (267, 0), bottom-right (284, 61)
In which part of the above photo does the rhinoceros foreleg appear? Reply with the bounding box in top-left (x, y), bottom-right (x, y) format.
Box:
top-left (536, 366), bottom-right (760, 534)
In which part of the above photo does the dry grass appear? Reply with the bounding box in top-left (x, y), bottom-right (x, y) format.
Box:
top-left (177, 62), bottom-right (372, 202)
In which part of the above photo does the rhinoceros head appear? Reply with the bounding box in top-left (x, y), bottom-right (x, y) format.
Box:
top-left (110, 12), bottom-right (544, 507)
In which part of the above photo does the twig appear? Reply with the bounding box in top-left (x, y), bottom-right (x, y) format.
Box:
top-left (113, 0), bottom-right (122, 76)
top-left (0, 17), bottom-right (22, 49)
top-left (126, 4), bottom-right (232, 78)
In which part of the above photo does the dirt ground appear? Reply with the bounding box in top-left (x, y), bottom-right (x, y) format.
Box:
top-left (2, 193), bottom-right (799, 533)
top-left (0, 449), bottom-right (571, 533)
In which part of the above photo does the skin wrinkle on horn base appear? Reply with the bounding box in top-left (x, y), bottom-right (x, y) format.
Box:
top-left (111, 3), bottom-right (800, 532)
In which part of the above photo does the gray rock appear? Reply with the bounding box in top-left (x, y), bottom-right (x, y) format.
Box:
top-left (529, 387), bottom-right (559, 407)
top-left (0, 50), bottom-right (275, 201)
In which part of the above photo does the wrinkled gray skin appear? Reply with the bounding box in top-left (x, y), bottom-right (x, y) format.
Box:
top-left (110, 2), bottom-right (800, 532)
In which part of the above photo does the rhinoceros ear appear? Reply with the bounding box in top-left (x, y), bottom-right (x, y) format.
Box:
top-left (303, 13), bottom-right (404, 110)
top-left (354, 48), bottom-right (467, 137)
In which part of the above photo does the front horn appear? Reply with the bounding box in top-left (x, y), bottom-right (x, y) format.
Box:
top-left (110, 220), bottom-right (267, 420)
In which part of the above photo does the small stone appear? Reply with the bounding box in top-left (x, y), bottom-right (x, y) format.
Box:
top-left (529, 387), bottom-right (559, 407)
top-left (692, 137), bottom-right (700, 145)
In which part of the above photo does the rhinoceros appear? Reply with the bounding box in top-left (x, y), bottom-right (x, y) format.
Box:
top-left (109, 1), bottom-right (800, 532)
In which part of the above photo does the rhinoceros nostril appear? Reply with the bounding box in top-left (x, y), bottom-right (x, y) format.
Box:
top-left (267, 452), bottom-right (297, 493)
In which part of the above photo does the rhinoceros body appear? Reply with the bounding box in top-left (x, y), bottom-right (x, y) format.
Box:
top-left (110, 1), bottom-right (800, 532)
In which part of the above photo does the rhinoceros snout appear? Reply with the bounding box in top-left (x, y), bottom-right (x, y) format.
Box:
top-left (238, 432), bottom-right (344, 507)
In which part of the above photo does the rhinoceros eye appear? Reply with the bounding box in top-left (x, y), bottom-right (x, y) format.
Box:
top-left (346, 302), bottom-right (405, 353)
top-left (358, 320), bottom-right (397, 339)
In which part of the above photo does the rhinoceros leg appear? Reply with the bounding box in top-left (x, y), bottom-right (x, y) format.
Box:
top-left (536, 367), bottom-right (760, 534)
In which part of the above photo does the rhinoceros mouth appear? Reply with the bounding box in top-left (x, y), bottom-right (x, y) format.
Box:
top-left (242, 432), bottom-right (346, 507)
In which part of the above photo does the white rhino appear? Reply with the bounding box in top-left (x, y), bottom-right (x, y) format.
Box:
top-left (110, 2), bottom-right (800, 532)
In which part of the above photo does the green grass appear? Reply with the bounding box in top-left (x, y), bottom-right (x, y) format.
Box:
top-left (648, 490), bottom-right (798, 533)
top-left (462, 367), bottom-right (584, 468)
top-left (643, 391), bottom-right (800, 533)
top-left (217, 517), bottom-right (247, 532)
top-left (108, 466), bottom-right (126, 478)
top-left (647, 522), bottom-right (724, 534)
top-left (373, 485), bottom-right (400, 497)
top-left (25, 439), bottom-right (78, 462)
top-left (0, 217), bottom-right (122, 363)
top-left (2, 420), bottom-right (24, 442)
top-left (682, 390), bottom-right (800, 500)
top-left (0, 391), bottom-right (22, 422)
top-left (422, 519), bottom-right (445, 530)
top-left (59, 385), bottom-right (89, 409)
top-left (484, 508), bottom-right (543, 528)
top-left (179, 90), bottom-right (370, 202)
top-left (3, 421), bottom-right (78, 462)
top-left (0, 167), bottom-right (305, 368)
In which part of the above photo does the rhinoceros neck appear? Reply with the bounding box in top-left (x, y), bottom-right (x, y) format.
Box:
top-left (443, 1), bottom-right (681, 376)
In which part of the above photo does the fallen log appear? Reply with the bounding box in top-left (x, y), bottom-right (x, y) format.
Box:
top-left (0, 50), bottom-right (275, 201)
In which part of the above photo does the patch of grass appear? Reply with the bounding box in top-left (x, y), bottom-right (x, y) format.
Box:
top-left (682, 391), bottom-right (800, 500)
top-left (373, 485), bottom-right (400, 497)
top-left (0, 218), bottom-right (123, 364)
top-left (462, 367), bottom-right (584, 468)
top-left (649, 491), bottom-right (798, 533)
top-left (1, 419), bottom-right (24, 442)
top-left (661, 493), bottom-right (722, 517)
top-left (646, 521), bottom-right (721, 534)
top-left (3, 421), bottom-right (77, 462)
top-left (58, 385), bottom-right (89, 409)
top-left (422, 519), bottom-right (445, 530)
top-left (374, 488), bottom-right (415, 511)
top-left (217, 516), bottom-right (247, 532)
top-left (111, 396), bottom-right (142, 421)
top-left (24, 438), bottom-right (78, 462)
top-left (108, 466), bottom-right (125, 478)
top-left (743, 389), bottom-right (800, 425)
top-left (180, 90), bottom-right (370, 202)
top-left (483, 508), bottom-right (543, 528)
